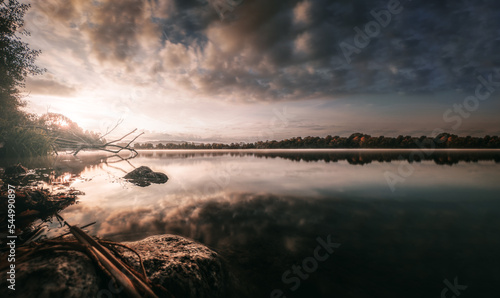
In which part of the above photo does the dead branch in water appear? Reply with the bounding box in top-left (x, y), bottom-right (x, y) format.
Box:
top-left (54, 214), bottom-right (161, 298)
top-left (99, 119), bottom-right (124, 141)
top-left (53, 128), bottom-right (144, 157)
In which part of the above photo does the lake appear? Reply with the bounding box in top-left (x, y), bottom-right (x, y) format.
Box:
top-left (5, 149), bottom-right (500, 297)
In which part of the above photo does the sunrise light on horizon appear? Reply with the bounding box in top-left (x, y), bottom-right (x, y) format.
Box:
top-left (19, 0), bottom-right (500, 143)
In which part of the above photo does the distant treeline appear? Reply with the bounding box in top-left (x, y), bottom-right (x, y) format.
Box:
top-left (134, 133), bottom-right (500, 150)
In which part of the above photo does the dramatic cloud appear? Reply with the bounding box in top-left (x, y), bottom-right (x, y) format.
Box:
top-left (28, 0), bottom-right (500, 102)
top-left (19, 0), bottom-right (500, 140)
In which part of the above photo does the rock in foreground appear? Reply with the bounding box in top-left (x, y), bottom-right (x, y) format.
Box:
top-left (0, 234), bottom-right (236, 298)
top-left (121, 235), bottom-right (236, 298)
top-left (124, 166), bottom-right (168, 187)
top-left (0, 250), bottom-right (100, 298)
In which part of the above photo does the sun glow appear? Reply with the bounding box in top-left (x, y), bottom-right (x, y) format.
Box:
top-left (56, 119), bottom-right (69, 127)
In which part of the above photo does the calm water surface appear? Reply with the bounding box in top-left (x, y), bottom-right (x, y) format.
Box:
top-left (10, 149), bottom-right (500, 297)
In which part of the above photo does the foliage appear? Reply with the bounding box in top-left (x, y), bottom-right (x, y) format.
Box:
top-left (0, 0), bottom-right (45, 120)
top-left (37, 113), bottom-right (104, 151)
top-left (1, 125), bottom-right (52, 156)
top-left (0, 0), bottom-right (49, 157)
top-left (134, 133), bottom-right (500, 150)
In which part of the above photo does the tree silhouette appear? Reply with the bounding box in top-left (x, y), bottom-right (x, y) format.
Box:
top-left (0, 1), bottom-right (48, 156)
top-left (134, 133), bottom-right (500, 150)
top-left (0, 0), bottom-right (44, 121)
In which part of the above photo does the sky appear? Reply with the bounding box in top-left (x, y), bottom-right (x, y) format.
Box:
top-left (19, 0), bottom-right (500, 143)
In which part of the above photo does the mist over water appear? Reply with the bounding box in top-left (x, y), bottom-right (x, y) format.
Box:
top-left (6, 149), bottom-right (500, 297)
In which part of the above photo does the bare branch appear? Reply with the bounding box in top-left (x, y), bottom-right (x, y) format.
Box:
top-left (71, 129), bottom-right (141, 157)
top-left (104, 129), bottom-right (138, 145)
top-left (99, 118), bottom-right (124, 141)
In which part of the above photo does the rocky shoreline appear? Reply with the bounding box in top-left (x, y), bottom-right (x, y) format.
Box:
top-left (0, 234), bottom-right (239, 298)
top-left (0, 164), bottom-right (242, 297)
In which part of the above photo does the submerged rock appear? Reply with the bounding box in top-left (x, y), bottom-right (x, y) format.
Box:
top-left (0, 234), bottom-right (236, 298)
top-left (124, 166), bottom-right (168, 187)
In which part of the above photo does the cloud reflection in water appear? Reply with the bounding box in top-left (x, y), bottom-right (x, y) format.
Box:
top-left (31, 150), bottom-right (500, 297)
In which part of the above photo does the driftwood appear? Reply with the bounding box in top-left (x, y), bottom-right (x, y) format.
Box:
top-left (70, 128), bottom-right (144, 156)
top-left (23, 118), bottom-right (143, 157)
top-left (0, 235), bottom-right (171, 297)
top-left (54, 214), bottom-right (166, 298)
top-left (44, 118), bottom-right (142, 156)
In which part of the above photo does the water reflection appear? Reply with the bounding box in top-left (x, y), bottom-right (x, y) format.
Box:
top-left (0, 152), bottom-right (136, 177)
top-left (1, 149), bottom-right (499, 297)
top-left (137, 149), bottom-right (500, 165)
top-left (64, 192), bottom-right (500, 297)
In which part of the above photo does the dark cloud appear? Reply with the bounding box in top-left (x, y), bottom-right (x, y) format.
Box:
top-left (84, 0), bottom-right (155, 64)
top-left (25, 75), bottom-right (77, 96)
top-left (33, 0), bottom-right (500, 101)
